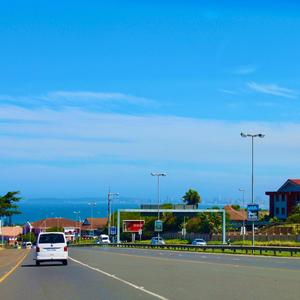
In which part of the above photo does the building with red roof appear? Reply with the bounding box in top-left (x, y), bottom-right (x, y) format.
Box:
top-left (265, 179), bottom-right (300, 220)
top-left (24, 218), bottom-right (80, 241)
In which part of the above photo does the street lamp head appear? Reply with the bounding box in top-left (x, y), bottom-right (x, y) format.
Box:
top-left (151, 172), bottom-right (167, 177)
top-left (238, 188), bottom-right (245, 192)
top-left (258, 134), bottom-right (265, 138)
top-left (240, 132), bottom-right (247, 138)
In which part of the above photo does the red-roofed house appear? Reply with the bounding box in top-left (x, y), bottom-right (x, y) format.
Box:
top-left (266, 179), bottom-right (300, 220)
top-left (0, 226), bottom-right (23, 245)
top-left (24, 218), bottom-right (80, 241)
top-left (81, 218), bottom-right (108, 237)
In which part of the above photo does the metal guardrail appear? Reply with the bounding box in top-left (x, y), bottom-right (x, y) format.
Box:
top-left (70, 242), bottom-right (300, 256)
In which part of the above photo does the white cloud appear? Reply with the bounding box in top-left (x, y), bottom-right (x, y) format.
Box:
top-left (218, 89), bottom-right (238, 95)
top-left (46, 91), bottom-right (154, 106)
top-left (247, 82), bottom-right (297, 99)
top-left (233, 65), bottom-right (257, 75)
top-left (0, 91), bottom-right (156, 109)
top-left (0, 105), bottom-right (300, 167)
top-left (1, 104), bottom-right (300, 198)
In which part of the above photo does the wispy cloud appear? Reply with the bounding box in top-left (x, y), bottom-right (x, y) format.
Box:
top-left (0, 91), bottom-right (156, 110)
top-left (1, 104), bottom-right (300, 198)
top-left (47, 91), bottom-right (153, 106)
top-left (247, 82), bottom-right (297, 99)
top-left (218, 89), bottom-right (238, 95)
top-left (233, 65), bottom-right (257, 75)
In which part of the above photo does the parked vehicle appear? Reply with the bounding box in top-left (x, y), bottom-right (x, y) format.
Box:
top-left (96, 234), bottom-right (111, 244)
top-left (191, 238), bottom-right (207, 246)
top-left (23, 241), bottom-right (32, 249)
top-left (150, 236), bottom-right (165, 245)
top-left (35, 232), bottom-right (68, 266)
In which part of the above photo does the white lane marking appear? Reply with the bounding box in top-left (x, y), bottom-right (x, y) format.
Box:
top-left (69, 257), bottom-right (169, 300)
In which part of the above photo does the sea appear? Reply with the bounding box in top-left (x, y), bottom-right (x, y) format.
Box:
top-left (7, 197), bottom-right (268, 225)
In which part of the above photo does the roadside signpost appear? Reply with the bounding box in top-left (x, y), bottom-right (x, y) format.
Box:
top-left (247, 204), bottom-right (259, 248)
top-left (154, 220), bottom-right (163, 232)
top-left (110, 226), bottom-right (117, 235)
top-left (123, 220), bottom-right (145, 233)
top-left (247, 204), bottom-right (259, 221)
top-left (123, 220), bottom-right (145, 243)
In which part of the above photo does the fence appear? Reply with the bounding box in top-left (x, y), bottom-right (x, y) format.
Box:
top-left (160, 232), bottom-right (300, 242)
top-left (70, 243), bottom-right (300, 257)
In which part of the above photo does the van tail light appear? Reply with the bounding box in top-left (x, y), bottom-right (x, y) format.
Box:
top-left (64, 246), bottom-right (68, 252)
top-left (36, 247), bottom-right (40, 253)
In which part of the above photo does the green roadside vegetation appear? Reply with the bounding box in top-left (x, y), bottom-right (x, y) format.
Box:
top-left (207, 240), bottom-right (300, 247)
top-left (72, 239), bottom-right (97, 245)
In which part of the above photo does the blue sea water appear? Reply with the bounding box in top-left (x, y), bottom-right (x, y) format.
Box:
top-left (8, 197), bottom-right (266, 225)
top-left (11, 198), bottom-right (141, 225)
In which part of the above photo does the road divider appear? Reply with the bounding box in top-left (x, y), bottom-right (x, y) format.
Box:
top-left (70, 243), bottom-right (300, 257)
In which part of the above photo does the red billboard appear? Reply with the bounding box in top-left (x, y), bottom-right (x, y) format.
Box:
top-left (123, 220), bottom-right (145, 233)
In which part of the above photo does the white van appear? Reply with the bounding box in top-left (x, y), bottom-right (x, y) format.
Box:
top-left (97, 234), bottom-right (110, 244)
top-left (35, 232), bottom-right (68, 266)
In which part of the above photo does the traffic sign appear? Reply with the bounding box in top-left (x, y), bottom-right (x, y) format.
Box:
top-left (154, 220), bottom-right (163, 232)
top-left (110, 226), bottom-right (117, 235)
top-left (247, 204), bottom-right (259, 221)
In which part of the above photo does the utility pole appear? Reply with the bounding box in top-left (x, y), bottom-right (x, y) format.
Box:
top-left (241, 132), bottom-right (265, 246)
top-left (107, 191), bottom-right (119, 237)
top-left (151, 172), bottom-right (167, 238)
top-left (88, 203), bottom-right (96, 237)
top-left (238, 188), bottom-right (246, 243)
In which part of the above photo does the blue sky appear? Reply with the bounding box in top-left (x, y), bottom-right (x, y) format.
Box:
top-left (1, 1), bottom-right (300, 205)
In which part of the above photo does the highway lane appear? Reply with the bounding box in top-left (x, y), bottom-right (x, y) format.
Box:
top-left (98, 246), bottom-right (300, 270)
top-left (1, 247), bottom-right (300, 300)
top-left (0, 251), bottom-right (157, 300)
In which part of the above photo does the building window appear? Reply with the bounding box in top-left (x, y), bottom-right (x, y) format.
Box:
top-left (281, 194), bottom-right (285, 201)
top-left (275, 207), bottom-right (279, 215)
top-left (281, 208), bottom-right (285, 215)
top-left (275, 195), bottom-right (279, 202)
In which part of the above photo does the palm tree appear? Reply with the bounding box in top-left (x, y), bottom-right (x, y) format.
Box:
top-left (182, 189), bottom-right (201, 206)
top-left (0, 191), bottom-right (22, 218)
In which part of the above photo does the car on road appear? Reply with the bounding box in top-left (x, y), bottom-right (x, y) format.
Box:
top-left (150, 237), bottom-right (165, 245)
top-left (96, 234), bottom-right (111, 244)
top-left (23, 241), bottom-right (32, 249)
top-left (35, 232), bottom-right (68, 266)
top-left (191, 238), bottom-right (207, 246)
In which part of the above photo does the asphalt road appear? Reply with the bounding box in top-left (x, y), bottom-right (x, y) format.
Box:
top-left (0, 246), bottom-right (299, 300)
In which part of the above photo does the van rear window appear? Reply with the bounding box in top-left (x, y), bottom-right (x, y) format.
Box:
top-left (39, 234), bottom-right (65, 244)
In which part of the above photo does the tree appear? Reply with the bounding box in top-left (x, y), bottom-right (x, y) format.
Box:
top-left (182, 189), bottom-right (201, 206)
top-left (231, 205), bottom-right (240, 211)
top-left (0, 191), bottom-right (21, 217)
top-left (46, 226), bottom-right (64, 232)
top-left (19, 233), bottom-right (36, 243)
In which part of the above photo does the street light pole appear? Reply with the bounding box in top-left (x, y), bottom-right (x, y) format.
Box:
top-left (151, 172), bottom-right (167, 237)
top-left (88, 203), bottom-right (96, 237)
top-left (73, 211), bottom-right (81, 241)
top-left (238, 188), bottom-right (245, 243)
top-left (240, 132), bottom-right (265, 246)
top-left (107, 192), bottom-right (119, 237)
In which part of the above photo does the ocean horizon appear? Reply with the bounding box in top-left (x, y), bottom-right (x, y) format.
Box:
top-left (7, 197), bottom-right (268, 225)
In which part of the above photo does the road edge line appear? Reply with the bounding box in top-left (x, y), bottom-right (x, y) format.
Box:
top-left (0, 250), bottom-right (29, 284)
top-left (69, 256), bottom-right (169, 300)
